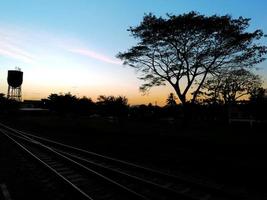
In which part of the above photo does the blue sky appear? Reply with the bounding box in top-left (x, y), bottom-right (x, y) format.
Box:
top-left (0, 0), bottom-right (267, 105)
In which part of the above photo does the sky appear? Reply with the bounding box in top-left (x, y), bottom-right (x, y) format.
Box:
top-left (0, 0), bottom-right (267, 105)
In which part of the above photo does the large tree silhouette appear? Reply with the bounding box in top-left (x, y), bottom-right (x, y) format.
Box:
top-left (117, 12), bottom-right (266, 104)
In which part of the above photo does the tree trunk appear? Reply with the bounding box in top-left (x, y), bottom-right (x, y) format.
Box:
top-left (172, 84), bottom-right (187, 105)
top-left (180, 95), bottom-right (186, 105)
top-left (176, 91), bottom-right (186, 105)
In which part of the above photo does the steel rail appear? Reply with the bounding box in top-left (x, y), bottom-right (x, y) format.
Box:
top-left (0, 122), bottom-right (247, 200)
top-left (0, 122), bottom-right (222, 189)
top-left (1, 128), bottom-right (148, 200)
top-left (0, 129), bottom-right (93, 200)
top-left (3, 129), bottom-right (195, 200)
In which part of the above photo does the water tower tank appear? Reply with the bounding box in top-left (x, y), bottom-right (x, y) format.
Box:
top-left (7, 70), bottom-right (23, 88)
top-left (7, 69), bottom-right (23, 101)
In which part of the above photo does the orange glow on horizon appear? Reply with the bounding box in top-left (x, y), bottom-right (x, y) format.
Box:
top-left (21, 84), bottom-right (174, 106)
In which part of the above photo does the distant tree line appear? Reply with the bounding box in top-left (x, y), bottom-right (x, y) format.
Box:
top-left (0, 90), bottom-right (266, 124)
top-left (40, 93), bottom-right (183, 121)
top-left (41, 93), bottom-right (129, 119)
top-left (37, 90), bottom-right (267, 123)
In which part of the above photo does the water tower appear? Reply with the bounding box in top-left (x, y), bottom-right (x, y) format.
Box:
top-left (7, 68), bottom-right (23, 101)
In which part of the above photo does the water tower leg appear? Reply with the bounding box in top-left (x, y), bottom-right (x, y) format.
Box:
top-left (7, 85), bottom-right (10, 99)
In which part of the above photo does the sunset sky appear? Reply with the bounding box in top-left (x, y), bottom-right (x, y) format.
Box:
top-left (0, 0), bottom-right (267, 105)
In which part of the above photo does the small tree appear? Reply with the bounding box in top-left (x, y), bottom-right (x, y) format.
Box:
top-left (77, 96), bottom-right (95, 114)
top-left (47, 92), bottom-right (78, 113)
top-left (97, 95), bottom-right (129, 117)
top-left (201, 69), bottom-right (262, 104)
top-left (166, 93), bottom-right (177, 106)
top-left (117, 12), bottom-right (266, 104)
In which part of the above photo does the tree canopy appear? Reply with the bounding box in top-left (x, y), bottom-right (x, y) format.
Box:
top-left (117, 12), bottom-right (267, 104)
top-left (97, 95), bottom-right (129, 117)
top-left (200, 69), bottom-right (262, 104)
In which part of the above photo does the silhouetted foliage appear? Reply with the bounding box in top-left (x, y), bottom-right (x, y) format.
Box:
top-left (46, 93), bottom-right (80, 113)
top-left (40, 91), bottom-right (265, 126)
top-left (200, 69), bottom-right (262, 104)
top-left (249, 87), bottom-right (266, 103)
top-left (129, 104), bottom-right (163, 120)
top-left (117, 12), bottom-right (267, 104)
top-left (43, 93), bottom-right (130, 117)
top-left (77, 96), bottom-right (96, 114)
top-left (129, 104), bottom-right (152, 119)
top-left (97, 95), bottom-right (129, 118)
top-left (45, 93), bottom-right (97, 115)
top-left (166, 93), bottom-right (177, 106)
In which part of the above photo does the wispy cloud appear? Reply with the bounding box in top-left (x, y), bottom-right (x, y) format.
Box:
top-left (0, 48), bottom-right (34, 63)
top-left (0, 25), bottom-right (122, 66)
top-left (0, 31), bottom-right (35, 63)
top-left (68, 48), bottom-right (122, 65)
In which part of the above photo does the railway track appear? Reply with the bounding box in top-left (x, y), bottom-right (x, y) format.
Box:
top-left (0, 123), bottom-right (249, 200)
